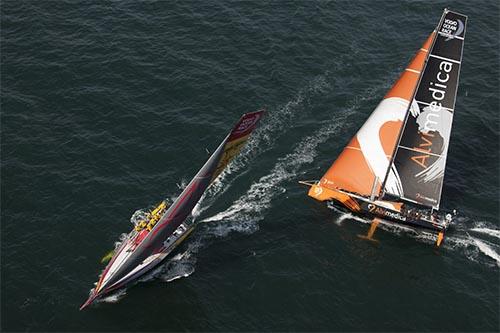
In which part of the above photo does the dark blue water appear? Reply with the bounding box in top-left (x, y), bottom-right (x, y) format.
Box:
top-left (2, 1), bottom-right (499, 331)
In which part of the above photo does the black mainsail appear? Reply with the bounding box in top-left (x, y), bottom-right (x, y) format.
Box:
top-left (383, 9), bottom-right (467, 209)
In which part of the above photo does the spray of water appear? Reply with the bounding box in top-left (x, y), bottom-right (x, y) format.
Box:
top-left (332, 208), bottom-right (500, 267)
top-left (469, 227), bottom-right (500, 239)
top-left (469, 237), bottom-right (500, 267)
top-left (201, 74), bottom-right (331, 206)
top-left (199, 80), bottom-right (389, 240)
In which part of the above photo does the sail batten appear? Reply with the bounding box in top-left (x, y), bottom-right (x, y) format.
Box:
top-left (398, 145), bottom-right (443, 158)
top-left (383, 9), bottom-right (467, 209)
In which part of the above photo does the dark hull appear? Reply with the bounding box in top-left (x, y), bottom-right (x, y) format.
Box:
top-left (359, 201), bottom-right (446, 232)
top-left (329, 194), bottom-right (450, 234)
top-left (80, 222), bottom-right (196, 310)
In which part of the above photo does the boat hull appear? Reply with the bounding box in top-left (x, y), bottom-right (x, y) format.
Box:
top-left (307, 183), bottom-right (452, 234)
top-left (80, 222), bottom-right (196, 310)
top-left (334, 198), bottom-right (449, 233)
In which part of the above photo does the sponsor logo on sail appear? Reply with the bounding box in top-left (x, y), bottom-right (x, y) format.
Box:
top-left (411, 61), bottom-right (453, 169)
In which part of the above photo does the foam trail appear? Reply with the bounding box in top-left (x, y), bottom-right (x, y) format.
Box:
top-left (193, 73), bottom-right (392, 221)
top-left (159, 252), bottom-right (196, 283)
top-left (202, 116), bottom-right (348, 234)
top-left (191, 199), bottom-right (203, 221)
top-left (327, 202), bottom-right (418, 235)
top-left (123, 75), bottom-right (333, 288)
top-left (327, 204), bottom-right (370, 226)
top-left (153, 247), bottom-right (198, 283)
top-left (335, 212), bottom-right (368, 226)
top-left (98, 289), bottom-right (127, 304)
top-left (139, 242), bottom-right (200, 284)
top-left (158, 236), bottom-right (204, 281)
top-left (202, 75), bottom-right (331, 202)
top-left (201, 79), bottom-right (393, 235)
top-left (471, 237), bottom-right (500, 267)
top-left (203, 132), bottom-right (340, 228)
top-left (444, 235), bottom-right (474, 249)
top-left (331, 212), bottom-right (500, 268)
top-left (469, 228), bottom-right (500, 239)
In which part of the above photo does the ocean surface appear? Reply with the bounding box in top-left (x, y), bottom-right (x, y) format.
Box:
top-left (1, 1), bottom-right (499, 331)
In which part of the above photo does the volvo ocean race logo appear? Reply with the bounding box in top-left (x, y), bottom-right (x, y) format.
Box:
top-left (441, 18), bottom-right (464, 41)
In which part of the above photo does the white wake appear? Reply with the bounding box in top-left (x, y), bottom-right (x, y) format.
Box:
top-left (469, 227), bottom-right (500, 239)
top-left (154, 75), bottom-right (333, 283)
top-left (201, 75), bottom-right (331, 205)
top-left (470, 238), bottom-right (500, 267)
top-left (333, 209), bottom-right (500, 268)
top-left (200, 81), bottom-right (381, 234)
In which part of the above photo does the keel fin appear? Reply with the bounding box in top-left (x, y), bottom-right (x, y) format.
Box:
top-left (358, 218), bottom-right (380, 242)
top-left (436, 231), bottom-right (444, 247)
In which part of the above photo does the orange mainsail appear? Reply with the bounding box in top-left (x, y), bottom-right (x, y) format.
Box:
top-left (314, 32), bottom-right (435, 197)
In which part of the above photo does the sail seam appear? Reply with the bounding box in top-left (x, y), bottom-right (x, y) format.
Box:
top-left (346, 146), bottom-right (391, 158)
top-left (414, 100), bottom-right (454, 112)
top-left (429, 54), bottom-right (461, 64)
top-left (398, 195), bottom-right (423, 206)
top-left (398, 145), bottom-right (442, 158)
top-left (438, 31), bottom-right (464, 40)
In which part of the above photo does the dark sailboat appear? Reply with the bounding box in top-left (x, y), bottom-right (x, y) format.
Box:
top-left (301, 9), bottom-right (467, 246)
top-left (81, 111), bottom-right (264, 309)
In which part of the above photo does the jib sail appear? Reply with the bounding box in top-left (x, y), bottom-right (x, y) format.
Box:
top-left (383, 9), bottom-right (467, 209)
top-left (316, 32), bottom-right (436, 196)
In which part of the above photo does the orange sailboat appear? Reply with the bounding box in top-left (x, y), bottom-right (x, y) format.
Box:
top-left (301, 9), bottom-right (467, 246)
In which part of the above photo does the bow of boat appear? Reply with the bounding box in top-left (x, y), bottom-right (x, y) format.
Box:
top-left (80, 291), bottom-right (100, 310)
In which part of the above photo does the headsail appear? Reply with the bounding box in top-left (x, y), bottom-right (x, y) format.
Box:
top-left (383, 10), bottom-right (467, 209)
top-left (315, 31), bottom-right (436, 197)
top-left (99, 110), bottom-right (264, 289)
